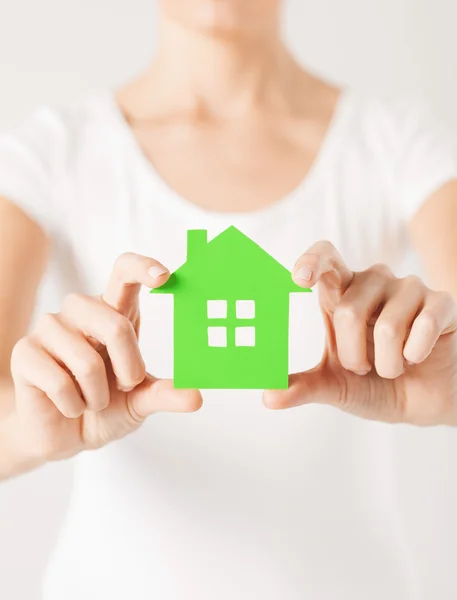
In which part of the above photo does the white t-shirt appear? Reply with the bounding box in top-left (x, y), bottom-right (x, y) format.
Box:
top-left (1, 89), bottom-right (457, 600)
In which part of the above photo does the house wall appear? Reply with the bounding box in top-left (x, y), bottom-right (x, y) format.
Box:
top-left (174, 293), bottom-right (290, 390)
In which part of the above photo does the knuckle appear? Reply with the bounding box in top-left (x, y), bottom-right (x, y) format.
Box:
top-left (10, 337), bottom-right (34, 374)
top-left (108, 314), bottom-right (134, 340)
top-left (48, 374), bottom-right (74, 399)
top-left (61, 292), bottom-right (86, 314)
top-left (11, 336), bottom-right (30, 361)
top-left (75, 354), bottom-right (104, 380)
top-left (306, 253), bottom-right (321, 271)
top-left (401, 274), bottom-right (425, 291)
top-left (316, 239), bottom-right (336, 253)
top-left (417, 311), bottom-right (440, 336)
top-left (114, 252), bottom-right (136, 272)
top-left (375, 318), bottom-right (400, 340)
top-left (334, 302), bottom-right (362, 326)
top-left (35, 312), bottom-right (58, 334)
top-left (313, 240), bottom-right (339, 265)
top-left (369, 263), bottom-right (393, 279)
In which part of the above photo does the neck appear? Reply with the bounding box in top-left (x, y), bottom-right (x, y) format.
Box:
top-left (130, 15), bottom-right (304, 119)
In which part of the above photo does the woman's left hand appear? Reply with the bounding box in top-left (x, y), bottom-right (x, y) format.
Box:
top-left (263, 241), bottom-right (457, 426)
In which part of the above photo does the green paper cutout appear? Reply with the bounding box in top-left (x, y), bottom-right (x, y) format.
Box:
top-left (150, 226), bottom-right (311, 390)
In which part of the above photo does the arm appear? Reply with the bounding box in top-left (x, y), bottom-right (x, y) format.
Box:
top-left (0, 195), bottom-right (202, 483)
top-left (0, 195), bottom-right (50, 479)
top-left (408, 179), bottom-right (457, 299)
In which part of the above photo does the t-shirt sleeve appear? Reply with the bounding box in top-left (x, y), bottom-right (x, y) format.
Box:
top-left (392, 99), bottom-right (457, 222)
top-left (0, 106), bottom-right (63, 236)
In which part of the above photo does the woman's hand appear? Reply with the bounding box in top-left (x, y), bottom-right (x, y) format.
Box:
top-left (10, 253), bottom-right (202, 462)
top-left (263, 241), bottom-right (457, 426)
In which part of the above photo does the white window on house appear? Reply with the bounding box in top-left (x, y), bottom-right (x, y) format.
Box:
top-left (207, 300), bottom-right (227, 319)
top-left (235, 326), bottom-right (255, 347)
top-left (206, 300), bottom-right (256, 348)
top-left (208, 326), bottom-right (227, 347)
top-left (236, 300), bottom-right (255, 319)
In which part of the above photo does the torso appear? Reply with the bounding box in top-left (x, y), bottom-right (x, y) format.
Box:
top-left (16, 87), bottom-right (450, 600)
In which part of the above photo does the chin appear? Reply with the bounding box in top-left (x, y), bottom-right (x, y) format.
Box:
top-left (194, 21), bottom-right (248, 40)
top-left (191, 8), bottom-right (244, 36)
top-left (163, 1), bottom-right (272, 38)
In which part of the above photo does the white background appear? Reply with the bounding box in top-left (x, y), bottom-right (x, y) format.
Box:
top-left (1, 0), bottom-right (457, 598)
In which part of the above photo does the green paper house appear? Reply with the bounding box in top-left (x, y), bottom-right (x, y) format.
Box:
top-left (150, 226), bottom-right (311, 390)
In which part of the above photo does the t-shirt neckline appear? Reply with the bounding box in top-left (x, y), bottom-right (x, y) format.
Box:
top-left (98, 86), bottom-right (352, 225)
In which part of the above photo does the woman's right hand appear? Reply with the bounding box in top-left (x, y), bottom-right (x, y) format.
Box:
top-left (9, 253), bottom-right (202, 463)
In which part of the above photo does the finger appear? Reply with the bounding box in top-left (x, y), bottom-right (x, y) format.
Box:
top-left (263, 364), bottom-right (341, 410)
top-left (373, 276), bottom-right (426, 378)
top-left (292, 240), bottom-right (354, 295)
top-left (61, 294), bottom-right (145, 391)
top-left (404, 290), bottom-right (457, 364)
top-left (332, 269), bottom-right (388, 375)
top-left (128, 376), bottom-right (203, 420)
top-left (11, 338), bottom-right (85, 419)
top-left (102, 252), bottom-right (170, 314)
top-left (31, 313), bottom-right (110, 412)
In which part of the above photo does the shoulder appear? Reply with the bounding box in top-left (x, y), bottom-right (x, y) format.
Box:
top-left (342, 89), bottom-right (456, 158)
top-left (0, 90), bottom-right (115, 166)
top-left (342, 89), bottom-right (457, 221)
top-left (0, 90), bottom-right (115, 235)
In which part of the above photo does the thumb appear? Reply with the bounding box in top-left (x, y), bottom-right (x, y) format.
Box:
top-left (262, 364), bottom-right (342, 410)
top-left (128, 375), bottom-right (203, 419)
top-left (87, 376), bottom-right (202, 448)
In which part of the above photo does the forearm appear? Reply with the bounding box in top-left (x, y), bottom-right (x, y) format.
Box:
top-left (0, 377), bottom-right (44, 481)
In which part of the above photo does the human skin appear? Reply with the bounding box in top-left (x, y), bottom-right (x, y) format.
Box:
top-left (1, 0), bottom-right (457, 480)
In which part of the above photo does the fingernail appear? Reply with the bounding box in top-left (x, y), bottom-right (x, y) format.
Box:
top-left (295, 267), bottom-right (313, 281)
top-left (148, 265), bottom-right (168, 279)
